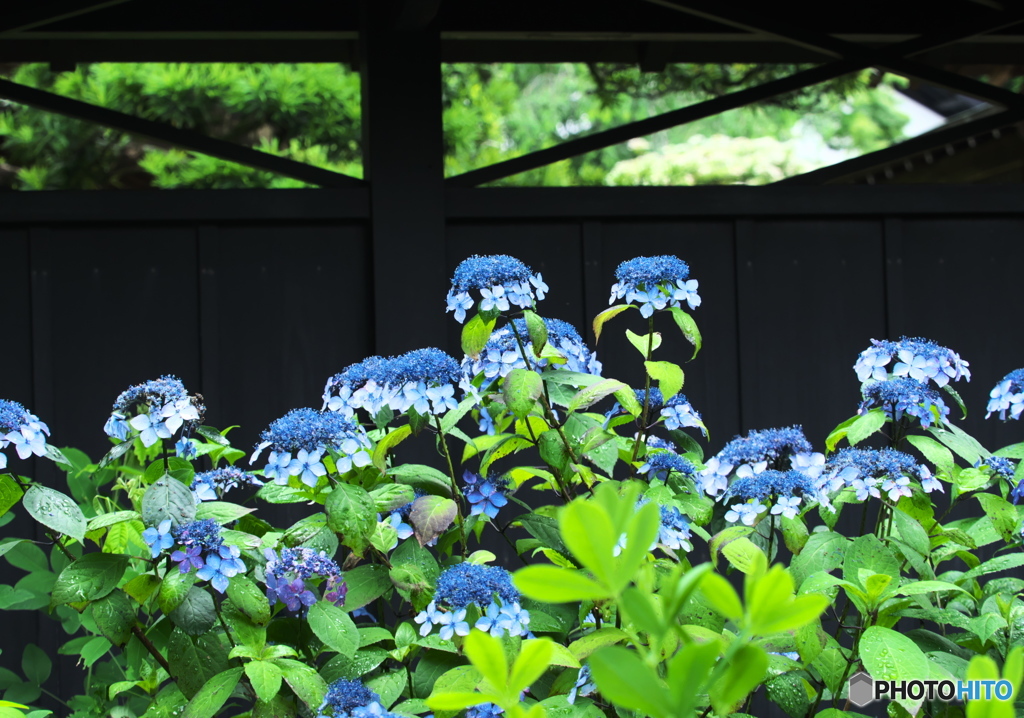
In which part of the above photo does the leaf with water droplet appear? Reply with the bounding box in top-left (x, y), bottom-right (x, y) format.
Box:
top-left (51, 553), bottom-right (129, 608)
top-left (24, 484), bottom-right (87, 541)
top-left (142, 474), bottom-right (196, 529)
top-left (860, 626), bottom-right (929, 715)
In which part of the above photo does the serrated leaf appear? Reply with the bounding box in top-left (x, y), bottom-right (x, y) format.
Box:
top-left (847, 409), bottom-right (887, 446)
top-left (169, 586), bottom-right (217, 636)
top-left (625, 329), bottom-right (662, 357)
top-left (504, 369), bottom-right (544, 420)
top-left (343, 564), bottom-right (392, 611)
top-left (592, 304), bottom-right (634, 343)
top-left (523, 310), bottom-right (548, 357)
top-left (370, 484), bottom-right (415, 513)
top-left (325, 483), bottom-right (376, 557)
top-left (372, 425), bottom-right (412, 473)
top-left (245, 660), bottom-right (283, 704)
top-left (92, 589), bottom-right (136, 646)
top-left (668, 306), bottom-right (702, 359)
top-left (195, 501), bottom-right (254, 525)
top-left (644, 361), bottom-right (684, 401)
top-left (274, 658), bottom-right (327, 709)
top-left (409, 495), bottom-right (457, 547)
top-left (23, 485), bottom-right (86, 541)
top-left (86, 511), bottom-right (142, 531)
top-left (226, 575), bottom-right (270, 625)
top-left (0, 475), bottom-right (23, 518)
top-left (141, 476), bottom-right (196, 529)
top-left (567, 378), bottom-right (630, 413)
top-left (462, 313), bottom-right (497, 359)
top-left (182, 667), bottom-right (242, 718)
top-left (308, 601), bottom-right (358, 657)
top-left (159, 567), bottom-right (198, 615)
top-left (51, 553), bottom-right (128, 606)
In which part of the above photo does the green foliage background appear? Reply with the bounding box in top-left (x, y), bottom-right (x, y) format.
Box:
top-left (0, 62), bottom-right (909, 189)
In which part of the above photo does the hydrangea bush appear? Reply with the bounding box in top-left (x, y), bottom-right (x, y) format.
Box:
top-left (2, 254), bottom-right (1024, 718)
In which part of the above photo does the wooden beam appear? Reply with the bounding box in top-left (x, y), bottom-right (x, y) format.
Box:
top-left (0, 0), bottom-right (134, 34)
top-left (0, 78), bottom-right (364, 188)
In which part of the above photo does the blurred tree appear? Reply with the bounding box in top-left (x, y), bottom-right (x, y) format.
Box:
top-left (0, 61), bottom-right (908, 189)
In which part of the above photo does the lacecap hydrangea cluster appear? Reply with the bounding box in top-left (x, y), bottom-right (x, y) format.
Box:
top-left (700, 426), bottom-right (825, 525)
top-left (462, 470), bottom-right (509, 519)
top-left (613, 499), bottom-right (694, 556)
top-left (446, 255), bottom-right (548, 323)
top-left (605, 387), bottom-right (705, 436)
top-left (0, 399), bottom-right (50, 470)
top-left (415, 563), bottom-right (529, 640)
top-left (818, 448), bottom-right (940, 502)
top-left (251, 408), bottom-right (372, 486)
top-left (609, 255), bottom-right (701, 318)
top-left (322, 348), bottom-right (461, 420)
top-left (317, 678), bottom-right (399, 718)
top-left (854, 337), bottom-right (970, 387)
top-left (987, 369), bottom-right (1024, 421)
top-left (142, 518), bottom-right (245, 593)
top-left (264, 547), bottom-right (347, 612)
top-left (859, 377), bottom-right (950, 429)
top-left (191, 466), bottom-right (263, 502)
top-left (103, 376), bottom-right (204, 457)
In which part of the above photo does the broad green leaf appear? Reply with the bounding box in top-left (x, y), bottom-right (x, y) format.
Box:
top-left (325, 483), bottom-right (376, 557)
top-left (23, 485), bottom-right (87, 541)
top-left (370, 484), bottom-right (415, 513)
top-left (388, 464), bottom-right (453, 497)
top-left (960, 553), bottom-right (1024, 583)
top-left (91, 589), bottom-right (136, 646)
top-left (372, 425), bottom-right (413, 473)
top-left (159, 566), bottom-right (198, 615)
top-left (514, 566), bottom-right (610, 602)
top-left (195, 501), bottom-right (254, 525)
top-left (906, 435), bottom-right (955, 475)
top-left (567, 378), bottom-right (630, 414)
top-left (589, 646), bottom-right (671, 718)
top-left (721, 536), bottom-right (764, 575)
top-left (86, 510), bottom-right (141, 531)
top-left (0, 475), bottom-right (23, 519)
top-left (843, 534), bottom-right (899, 587)
top-left (182, 667), bottom-right (242, 718)
top-left (169, 586), bottom-right (217, 636)
top-left (509, 639), bottom-right (553, 694)
top-left (462, 313), bottom-right (497, 358)
top-left (168, 628), bottom-right (232, 700)
top-left (504, 369), bottom-right (544, 420)
top-left (308, 601), bottom-right (358, 657)
top-left (226, 575), bottom-right (271, 625)
top-left (523, 310), bottom-right (548, 356)
top-left (625, 329), bottom-right (661, 356)
top-left (480, 436), bottom-right (533, 476)
top-left (560, 499), bottom-right (616, 586)
top-left (929, 424), bottom-right (987, 465)
top-left (846, 409), bottom-right (886, 446)
top-left (592, 304), bottom-right (634, 343)
top-left (256, 483), bottom-right (307, 504)
top-left (274, 658), bottom-right (328, 709)
top-left (51, 553), bottom-right (128, 606)
top-left (122, 574), bottom-right (161, 604)
top-left (245, 661), bottom-right (283, 704)
top-left (462, 630), bottom-right (508, 697)
top-left (710, 644), bottom-right (768, 715)
top-left (668, 307), bottom-right (702, 359)
top-left (409, 495), bottom-right (457, 548)
top-left (21, 644), bottom-right (50, 686)
top-left (141, 476), bottom-right (196, 529)
top-left (698, 572), bottom-right (743, 621)
top-left (976, 493), bottom-right (1017, 543)
top-left (366, 669), bottom-right (407, 710)
top-left (860, 626), bottom-right (930, 714)
top-left (343, 564), bottom-right (392, 611)
top-left (643, 361), bottom-right (684, 401)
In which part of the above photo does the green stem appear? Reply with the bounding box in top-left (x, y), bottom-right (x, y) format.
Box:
top-left (629, 315), bottom-right (657, 469)
top-left (433, 416), bottom-right (468, 554)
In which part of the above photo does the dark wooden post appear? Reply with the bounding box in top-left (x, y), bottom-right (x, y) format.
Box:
top-left (359, 0), bottom-right (447, 356)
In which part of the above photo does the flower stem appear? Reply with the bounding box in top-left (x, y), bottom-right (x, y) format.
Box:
top-left (433, 415), bottom-right (467, 554)
top-left (629, 315), bottom-right (657, 469)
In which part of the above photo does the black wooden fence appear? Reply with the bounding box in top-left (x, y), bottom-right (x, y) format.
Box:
top-left (2, 183), bottom-right (1024, 706)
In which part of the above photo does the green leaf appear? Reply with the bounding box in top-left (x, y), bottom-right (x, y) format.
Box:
top-left (504, 368), bottom-right (544, 420)
top-left (23, 485), bottom-right (87, 541)
top-left (91, 589), bottom-right (136, 646)
top-left (643, 361), bottom-right (684, 401)
top-left (51, 553), bottom-right (128, 606)
top-left (388, 464), bottom-right (453, 497)
top-left (325, 483), bottom-right (376, 557)
top-left (169, 586), bottom-right (217, 636)
top-left (843, 534), bottom-right (899, 588)
top-left (245, 660), bottom-right (283, 704)
top-left (182, 667), bottom-right (242, 718)
top-left (372, 425), bottom-right (413, 473)
top-left (0, 475), bottom-right (23, 519)
top-left (515, 514), bottom-right (569, 556)
top-left (566, 378), bottom-right (630, 413)
top-left (592, 304), bottom-right (634, 343)
top-left (159, 566), bottom-right (198, 615)
top-left (906, 435), bottom-right (955, 476)
top-left (625, 329), bottom-right (662, 357)
top-left (463, 630), bottom-right (508, 695)
top-left (698, 572), bottom-right (743, 621)
top-left (846, 409), bottom-right (886, 446)
top-left (226, 575), bottom-right (271, 625)
top-left (366, 669), bottom-right (407, 710)
top-left (21, 644), bottom-right (50, 686)
top-left (514, 566), bottom-right (610, 602)
top-left (462, 313), bottom-right (497, 358)
top-left (370, 484), bottom-right (415, 513)
top-left (721, 536), bottom-right (764, 574)
top-left (86, 510), bottom-right (142, 532)
top-left (141, 476), bottom-right (196, 529)
top-left (343, 564), bottom-right (392, 611)
top-left (976, 493), bottom-right (1018, 543)
top-left (509, 639), bottom-right (553, 694)
top-left (859, 626), bottom-right (930, 714)
top-left (409, 495), bottom-right (458, 547)
top-left (668, 307), bottom-right (702, 359)
top-left (825, 415), bottom-right (858, 454)
top-left (589, 646), bottom-right (671, 718)
top-left (929, 424), bottom-right (987, 465)
top-left (960, 553), bottom-right (1024, 583)
top-left (480, 436), bottom-right (534, 476)
top-left (168, 628), bottom-right (232, 700)
top-left (195, 501), bottom-right (254, 525)
top-left (523, 310), bottom-right (548, 356)
top-left (256, 483), bottom-right (308, 504)
top-left (274, 658), bottom-right (328, 709)
top-left (889, 509), bottom-right (931, 559)
top-left (412, 652), bottom-right (467, 699)
top-left (97, 440), bottom-right (134, 469)
top-left (308, 601), bottom-right (358, 657)
top-left (710, 644), bottom-right (768, 716)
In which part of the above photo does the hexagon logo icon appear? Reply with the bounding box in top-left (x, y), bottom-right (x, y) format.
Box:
top-left (848, 671), bottom-right (874, 707)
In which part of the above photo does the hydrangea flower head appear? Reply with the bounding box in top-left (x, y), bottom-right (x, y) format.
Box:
top-left (986, 369), bottom-right (1024, 420)
top-left (447, 255), bottom-right (548, 323)
top-left (191, 466), bottom-right (263, 501)
top-left (638, 452), bottom-right (697, 482)
top-left (609, 255), bottom-right (701, 318)
top-left (251, 408), bottom-right (372, 485)
top-left (167, 519), bottom-right (245, 591)
top-left (324, 350), bottom-right (461, 419)
top-left (818, 448), bottom-right (937, 504)
top-left (657, 506), bottom-right (693, 551)
top-left (104, 375), bottom-right (204, 452)
top-left (568, 665), bottom-right (597, 704)
top-left (859, 377), bottom-right (950, 429)
top-left (660, 394), bottom-right (706, 435)
top-left (721, 469), bottom-right (815, 523)
top-left (0, 399), bottom-right (50, 469)
top-left (854, 337), bottom-right (970, 387)
top-left (699, 426), bottom-right (819, 499)
top-left (416, 563), bottom-right (528, 639)
top-left (317, 679), bottom-right (398, 718)
top-left (462, 471), bottom-right (509, 519)
top-left (264, 546), bottom-right (347, 611)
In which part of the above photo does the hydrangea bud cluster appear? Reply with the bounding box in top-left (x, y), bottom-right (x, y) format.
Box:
top-left (323, 349), bottom-right (461, 420)
top-left (723, 469), bottom-right (815, 525)
top-left (854, 337), bottom-right (970, 387)
top-left (460, 318), bottom-right (602, 395)
top-left (141, 518), bottom-right (245, 593)
top-left (818, 448), bottom-right (940, 504)
top-left (699, 426), bottom-right (821, 498)
top-left (859, 377), bottom-right (950, 429)
top-left (191, 466), bottom-right (263, 502)
top-left (251, 408), bottom-right (372, 486)
top-left (414, 563), bottom-right (529, 640)
top-left (446, 254), bottom-right (548, 323)
top-left (264, 547), bottom-right (347, 612)
top-left (103, 376), bottom-right (204, 454)
top-left (317, 678), bottom-right (398, 718)
top-left (609, 255), bottom-right (701, 318)
top-left (637, 451), bottom-right (697, 482)
top-left (986, 369), bottom-right (1024, 420)
top-left (0, 399), bottom-right (50, 470)
top-left (462, 470), bottom-right (509, 519)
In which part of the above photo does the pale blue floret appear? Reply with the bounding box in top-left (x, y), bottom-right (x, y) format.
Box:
top-left (657, 506), bottom-right (693, 551)
top-left (463, 471), bottom-right (509, 519)
top-left (609, 255), bottom-right (701, 316)
top-left (317, 679), bottom-right (399, 718)
top-left (0, 400), bottom-right (51, 467)
top-left (416, 563), bottom-right (527, 640)
top-left (105, 376), bottom-right (203, 447)
top-left (986, 369), bottom-right (1024, 420)
top-left (191, 467), bottom-right (262, 502)
top-left (142, 519), bottom-right (174, 558)
top-left (323, 350), bottom-right (460, 420)
top-left (854, 337), bottom-right (970, 388)
top-left (859, 377), bottom-right (950, 429)
top-left (568, 665), bottom-right (597, 704)
top-left (251, 408), bottom-right (372, 483)
top-left (638, 452), bottom-right (697, 482)
top-left (447, 255), bottom-right (547, 324)
top-left (660, 395), bottom-right (706, 435)
top-left (817, 448), bottom-right (938, 507)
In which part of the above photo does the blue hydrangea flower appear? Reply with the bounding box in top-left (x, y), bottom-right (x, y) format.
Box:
top-left (416, 563), bottom-right (527, 640)
top-left (817, 448), bottom-right (938, 506)
top-left (0, 399), bottom-right (50, 469)
top-left (168, 519), bottom-right (243, 587)
top-left (638, 452), bottom-right (697, 482)
top-left (987, 369), bottom-right (1024, 420)
top-left (568, 665), bottom-right (597, 704)
top-left (854, 337), bottom-right (970, 388)
top-left (105, 376), bottom-right (204, 449)
top-left (463, 471), bottom-right (509, 519)
top-left (657, 506), bottom-right (693, 551)
top-left (324, 350), bottom-right (461, 420)
top-left (317, 679), bottom-right (398, 718)
top-left (609, 256), bottom-right (701, 318)
top-left (699, 426), bottom-right (817, 498)
top-left (466, 704), bottom-right (504, 718)
top-left (191, 466), bottom-right (263, 502)
top-left (859, 378), bottom-right (950, 428)
top-left (251, 408), bottom-right (372, 485)
top-left (722, 469), bottom-right (815, 524)
top-left (171, 545), bottom-right (204, 574)
top-left (142, 519), bottom-right (174, 559)
top-left (264, 547), bottom-right (347, 611)
top-left (196, 545), bottom-right (246, 593)
top-left (981, 456), bottom-right (1016, 482)
top-left (724, 501), bottom-right (767, 526)
top-left (447, 255), bottom-right (548, 324)
top-left (660, 394), bottom-right (706, 435)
